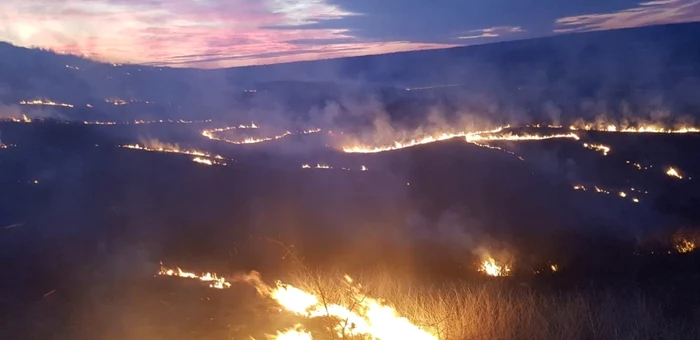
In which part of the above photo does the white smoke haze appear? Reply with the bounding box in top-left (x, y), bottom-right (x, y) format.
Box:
top-left (0, 102), bottom-right (65, 120)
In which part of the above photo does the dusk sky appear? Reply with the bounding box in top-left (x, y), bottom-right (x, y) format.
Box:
top-left (1, 0), bottom-right (699, 68)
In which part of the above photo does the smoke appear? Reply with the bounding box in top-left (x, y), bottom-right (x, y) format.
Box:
top-left (0, 102), bottom-right (66, 121)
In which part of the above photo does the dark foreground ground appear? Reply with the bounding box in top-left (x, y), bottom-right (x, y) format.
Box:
top-left (1, 122), bottom-right (700, 339)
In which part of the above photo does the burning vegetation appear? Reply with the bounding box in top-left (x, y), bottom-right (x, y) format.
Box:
top-left (666, 167), bottom-right (683, 179)
top-left (582, 143), bottom-right (611, 156)
top-left (200, 123), bottom-right (320, 145)
top-left (119, 141), bottom-right (225, 161)
top-left (158, 266), bottom-right (438, 339)
top-left (478, 258), bottom-right (512, 277)
top-left (19, 98), bottom-right (74, 108)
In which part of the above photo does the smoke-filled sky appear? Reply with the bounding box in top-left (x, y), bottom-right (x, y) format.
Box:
top-left (1, 0), bottom-right (699, 68)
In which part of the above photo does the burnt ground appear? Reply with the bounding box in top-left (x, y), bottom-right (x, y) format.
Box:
top-left (1, 121), bottom-right (700, 339)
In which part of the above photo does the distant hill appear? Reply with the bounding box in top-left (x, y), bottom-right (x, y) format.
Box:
top-left (1, 22), bottom-right (700, 121)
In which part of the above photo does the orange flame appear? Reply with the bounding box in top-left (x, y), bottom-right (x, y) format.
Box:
top-left (19, 99), bottom-right (74, 108)
top-left (666, 167), bottom-right (683, 179)
top-left (582, 143), bottom-right (610, 155)
top-left (478, 258), bottom-right (512, 277)
top-left (159, 267), bottom-right (437, 339)
top-left (158, 264), bottom-right (231, 289)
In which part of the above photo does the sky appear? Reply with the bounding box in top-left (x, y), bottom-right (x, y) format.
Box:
top-left (1, 0), bottom-right (699, 68)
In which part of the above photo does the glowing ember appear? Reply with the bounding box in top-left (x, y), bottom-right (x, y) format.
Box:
top-left (106, 98), bottom-right (128, 106)
top-left (301, 164), bottom-right (311, 169)
top-left (573, 185), bottom-right (587, 191)
top-left (159, 268), bottom-right (437, 339)
top-left (120, 142), bottom-right (224, 160)
top-left (158, 263), bottom-right (231, 289)
top-left (550, 264), bottom-right (559, 272)
top-left (315, 164), bottom-right (331, 169)
top-left (479, 258), bottom-right (512, 277)
top-left (676, 239), bottom-right (696, 253)
top-left (582, 143), bottom-right (610, 155)
top-left (619, 191), bottom-right (627, 198)
top-left (361, 165), bottom-right (368, 171)
top-left (20, 99), bottom-right (74, 108)
top-left (594, 186), bottom-right (611, 195)
top-left (666, 167), bottom-right (683, 179)
top-left (632, 198), bottom-right (640, 203)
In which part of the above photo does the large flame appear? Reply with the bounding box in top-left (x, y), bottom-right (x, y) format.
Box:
top-left (478, 258), bottom-right (512, 277)
top-left (158, 267), bottom-right (437, 340)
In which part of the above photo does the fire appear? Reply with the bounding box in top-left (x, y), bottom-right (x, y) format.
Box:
top-left (594, 186), bottom-right (611, 195)
top-left (582, 143), bottom-right (610, 156)
top-left (231, 132), bottom-right (293, 145)
top-left (158, 263), bottom-right (231, 289)
top-left (340, 126), bottom-right (509, 153)
top-left (5, 114), bottom-right (33, 123)
top-left (201, 126), bottom-right (293, 145)
top-left (619, 191), bottom-right (627, 198)
top-left (569, 121), bottom-right (700, 133)
top-left (106, 98), bottom-right (128, 106)
top-left (466, 132), bottom-right (580, 142)
top-left (315, 164), bottom-right (331, 169)
top-left (361, 165), bottom-right (368, 171)
top-left (341, 125), bottom-right (581, 154)
top-left (573, 185), bottom-right (587, 191)
top-left (301, 128), bottom-right (322, 134)
top-left (301, 164), bottom-right (311, 169)
top-left (666, 167), bottom-right (683, 179)
top-left (159, 267), bottom-right (438, 340)
top-left (19, 99), bottom-right (74, 108)
top-left (192, 157), bottom-right (213, 165)
top-left (272, 325), bottom-right (313, 340)
top-left (478, 258), bottom-right (512, 277)
top-left (676, 239), bottom-right (696, 253)
top-left (550, 264), bottom-right (559, 272)
top-left (120, 143), bottom-right (225, 160)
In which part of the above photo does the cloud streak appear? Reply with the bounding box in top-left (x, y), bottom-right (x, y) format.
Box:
top-left (457, 26), bottom-right (525, 40)
top-left (555, 0), bottom-right (700, 33)
top-left (0, 0), bottom-right (698, 68)
top-left (0, 0), bottom-right (454, 67)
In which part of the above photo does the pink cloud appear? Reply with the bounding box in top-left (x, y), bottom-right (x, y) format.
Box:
top-left (554, 0), bottom-right (700, 33)
top-left (0, 0), bottom-right (456, 68)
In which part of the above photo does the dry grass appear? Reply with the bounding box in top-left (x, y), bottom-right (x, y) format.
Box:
top-left (284, 268), bottom-right (698, 340)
